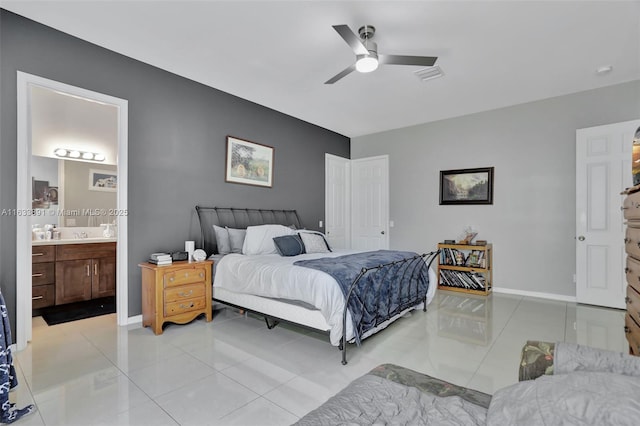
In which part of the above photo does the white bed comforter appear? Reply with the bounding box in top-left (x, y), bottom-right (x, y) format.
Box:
top-left (213, 250), bottom-right (437, 345)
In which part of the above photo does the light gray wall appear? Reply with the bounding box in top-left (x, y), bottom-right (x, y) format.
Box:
top-left (352, 80), bottom-right (640, 297)
top-left (63, 161), bottom-right (117, 227)
top-left (0, 10), bottom-right (349, 331)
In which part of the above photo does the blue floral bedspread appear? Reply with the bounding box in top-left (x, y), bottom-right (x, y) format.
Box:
top-left (294, 250), bottom-right (429, 344)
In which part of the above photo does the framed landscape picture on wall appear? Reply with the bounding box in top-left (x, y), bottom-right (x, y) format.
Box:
top-left (439, 167), bottom-right (494, 205)
top-left (225, 136), bottom-right (274, 188)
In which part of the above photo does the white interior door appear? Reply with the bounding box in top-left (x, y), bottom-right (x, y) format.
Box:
top-left (576, 119), bottom-right (640, 309)
top-left (325, 154), bottom-right (350, 250)
top-left (351, 155), bottom-right (389, 251)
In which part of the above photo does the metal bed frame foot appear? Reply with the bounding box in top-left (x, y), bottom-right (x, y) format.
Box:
top-left (264, 317), bottom-right (280, 329)
top-left (341, 337), bottom-right (348, 364)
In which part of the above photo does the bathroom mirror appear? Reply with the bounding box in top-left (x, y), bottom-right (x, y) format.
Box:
top-left (29, 85), bottom-right (118, 227)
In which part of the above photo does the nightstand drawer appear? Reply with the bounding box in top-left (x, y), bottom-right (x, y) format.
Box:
top-left (164, 283), bottom-right (206, 303)
top-left (32, 262), bottom-right (55, 286)
top-left (627, 286), bottom-right (640, 325)
top-left (623, 191), bottom-right (640, 220)
top-left (626, 257), bottom-right (640, 294)
top-left (625, 227), bottom-right (640, 261)
top-left (164, 297), bottom-right (206, 317)
top-left (163, 267), bottom-right (207, 288)
top-left (625, 314), bottom-right (640, 356)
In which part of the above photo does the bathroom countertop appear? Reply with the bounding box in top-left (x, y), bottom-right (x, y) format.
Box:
top-left (32, 237), bottom-right (117, 246)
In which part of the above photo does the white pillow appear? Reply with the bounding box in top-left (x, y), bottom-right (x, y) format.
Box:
top-left (298, 230), bottom-right (332, 253)
top-left (213, 225), bottom-right (231, 254)
top-left (242, 224), bottom-right (295, 255)
top-left (227, 228), bottom-right (246, 253)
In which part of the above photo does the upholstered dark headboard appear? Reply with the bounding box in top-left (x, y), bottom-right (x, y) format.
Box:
top-left (195, 206), bottom-right (303, 255)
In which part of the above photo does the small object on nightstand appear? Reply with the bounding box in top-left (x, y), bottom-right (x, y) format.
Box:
top-left (171, 251), bottom-right (188, 261)
top-left (192, 249), bottom-right (207, 262)
top-left (444, 239), bottom-right (456, 244)
top-left (475, 240), bottom-right (487, 246)
top-left (148, 252), bottom-right (172, 265)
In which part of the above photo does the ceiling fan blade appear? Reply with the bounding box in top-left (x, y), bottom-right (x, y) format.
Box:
top-left (325, 64), bottom-right (356, 84)
top-left (378, 54), bottom-right (438, 67)
top-left (332, 25), bottom-right (368, 56)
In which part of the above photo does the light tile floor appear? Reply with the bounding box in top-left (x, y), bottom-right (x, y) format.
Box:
top-left (11, 291), bottom-right (627, 425)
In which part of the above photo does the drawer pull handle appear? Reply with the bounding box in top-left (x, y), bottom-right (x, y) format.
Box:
top-left (625, 267), bottom-right (631, 274)
top-left (178, 290), bottom-right (193, 297)
top-left (622, 206), bottom-right (629, 210)
top-left (94, 264), bottom-right (98, 276)
top-left (626, 296), bottom-right (632, 304)
top-left (625, 326), bottom-right (631, 334)
top-left (200, 272), bottom-right (204, 278)
top-left (32, 253), bottom-right (44, 257)
top-left (624, 238), bottom-right (631, 244)
top-left (170, 277), bottom-right (174, 282)
top-left (31, 273), bottom-right (44, 278)
top-left (32, 295), bottom-right (44, 300)
top-left (636, 242), bottom-right (640, 249)
top-left (179, 303), bottom-right (195, 309)
top-left (86, 264), bottom-right (90, 277)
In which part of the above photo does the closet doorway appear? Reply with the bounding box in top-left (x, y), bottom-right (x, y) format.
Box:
top-left (325, 154), bottom-right (389, 251)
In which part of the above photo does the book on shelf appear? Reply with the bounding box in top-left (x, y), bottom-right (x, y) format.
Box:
top-left (465, 250), bottom-right (487, 268)
top-left (439, 269), bottom-right (485, 290)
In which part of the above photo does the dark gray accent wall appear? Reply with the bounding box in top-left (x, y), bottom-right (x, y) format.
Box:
top-left (0, 10), bottom-right (349, 331)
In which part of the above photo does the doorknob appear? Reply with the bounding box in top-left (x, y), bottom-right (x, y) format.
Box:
top-left (578, 236), bottom-right (585, 241)
top-left (381, 231), bottom-right (385, 235)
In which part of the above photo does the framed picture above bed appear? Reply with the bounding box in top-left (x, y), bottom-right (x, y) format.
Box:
top-left (225, 136), bottom-right (274, 188)
top-left (439, 167), bottom-right (494, 205)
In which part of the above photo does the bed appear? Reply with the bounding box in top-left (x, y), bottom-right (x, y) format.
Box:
top-left (196, 206), bottom-right (438, 364)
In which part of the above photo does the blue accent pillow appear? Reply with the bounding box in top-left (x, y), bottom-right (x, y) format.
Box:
top-left (273, 235), bottom-right (305, 256)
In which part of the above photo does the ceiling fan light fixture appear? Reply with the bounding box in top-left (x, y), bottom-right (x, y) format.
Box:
top-left (356, 53), bottom-right (379, 73)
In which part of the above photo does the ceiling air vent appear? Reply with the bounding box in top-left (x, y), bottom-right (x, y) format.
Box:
top-left (414, 66), bottom-right (444, 82)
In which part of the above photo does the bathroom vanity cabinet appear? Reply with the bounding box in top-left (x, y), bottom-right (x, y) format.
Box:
top-left (32, 241), bottom-right (116, 307)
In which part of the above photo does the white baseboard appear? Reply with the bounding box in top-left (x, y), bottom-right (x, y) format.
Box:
top-left (492, 287), bottom-right (577, 303)
top-left (125, 315), bottom-right (143, 326)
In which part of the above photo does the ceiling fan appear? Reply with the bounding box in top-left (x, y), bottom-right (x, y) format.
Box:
top-left (325, 24), bottom-right (438, 84)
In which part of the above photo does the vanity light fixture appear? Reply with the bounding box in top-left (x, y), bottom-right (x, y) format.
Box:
top-left (54, 148), bottom-right (105, 162)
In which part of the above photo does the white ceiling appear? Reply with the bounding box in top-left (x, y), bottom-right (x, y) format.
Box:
top-left (3, 1), bottom-right (639, 137)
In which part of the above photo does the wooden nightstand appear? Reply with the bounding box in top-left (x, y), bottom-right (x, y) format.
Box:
top-left (139, 260), bottom-right (213, 334)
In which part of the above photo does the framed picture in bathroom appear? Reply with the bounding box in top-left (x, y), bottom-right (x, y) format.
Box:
top-left (89, 169), bottom-right (117, 192)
